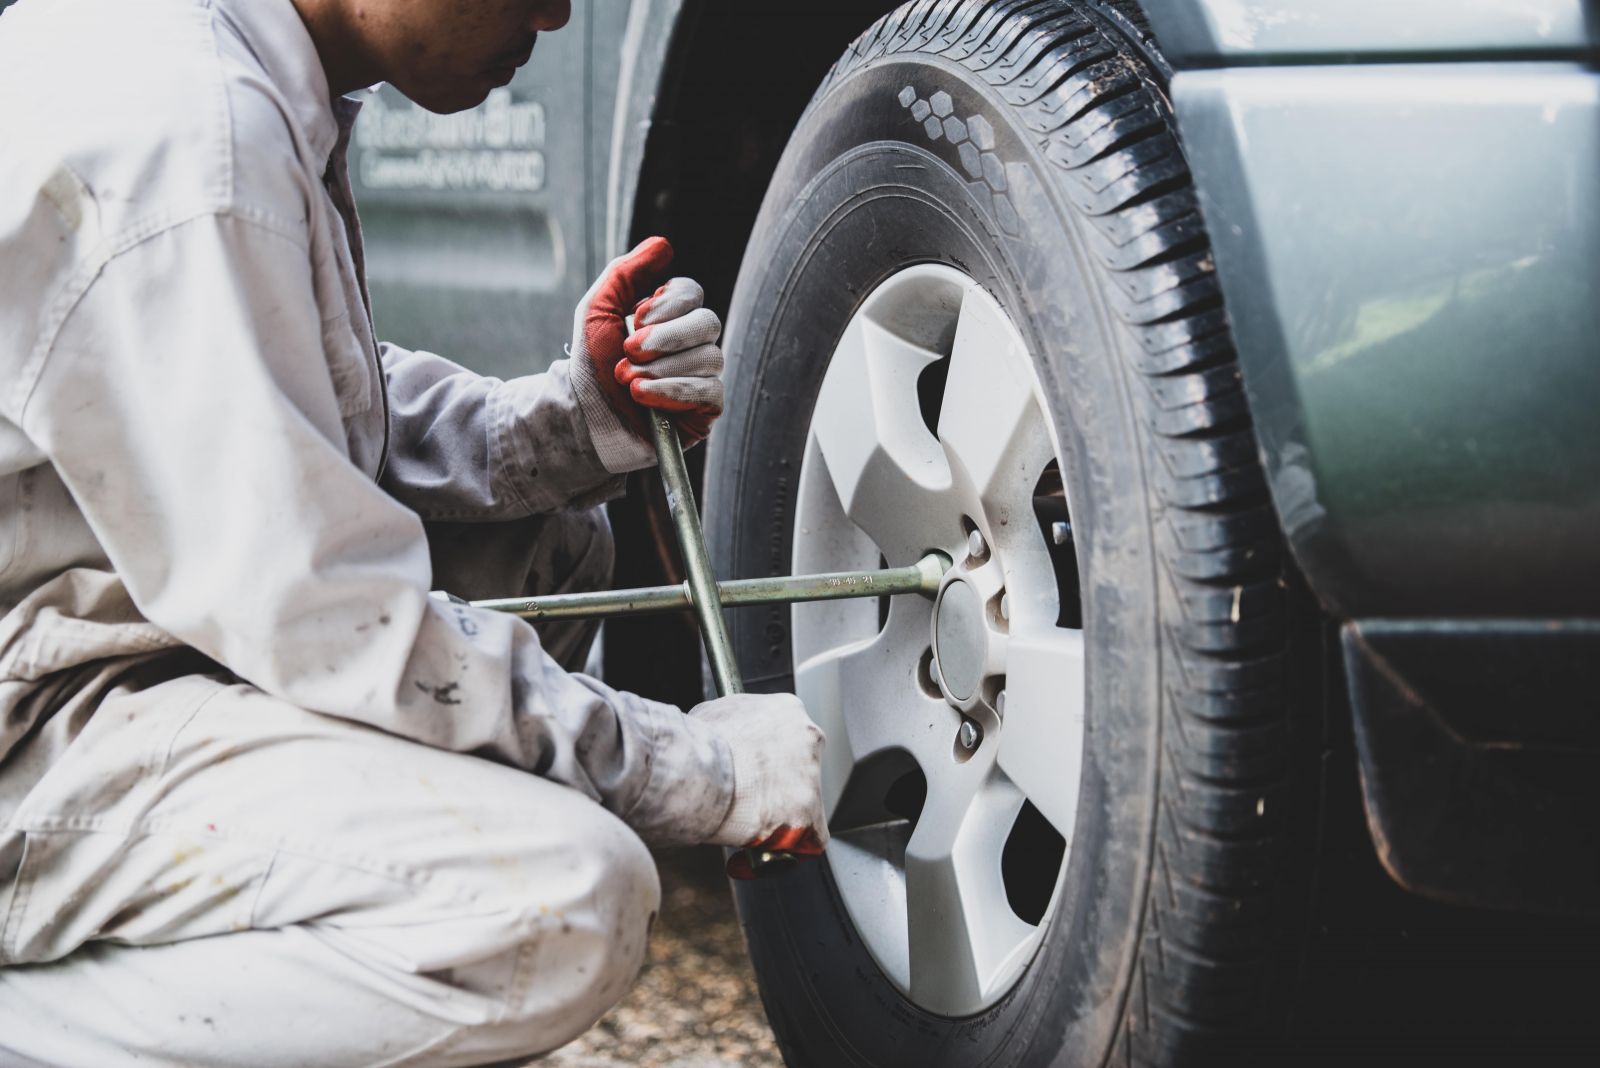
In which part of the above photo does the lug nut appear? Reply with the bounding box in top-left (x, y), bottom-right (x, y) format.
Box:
top-left (968, 529), bottom-right (987, 559)
top-left (996, 690), bottom-right (1007, 719)
top-left (1051, 521), bottom-right (1072, 546)
top-left (999, 593), bottom-right (1010, 621)
top-left (958, 720), bottom-right (982, 751)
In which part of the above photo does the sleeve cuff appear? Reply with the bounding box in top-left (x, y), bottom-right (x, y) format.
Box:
top-left (489, 360), bottom-right (639, 514)
top-left (617, 697), bottom-right (736, 847)
top-left (565, 352), bottom-right (659, 475)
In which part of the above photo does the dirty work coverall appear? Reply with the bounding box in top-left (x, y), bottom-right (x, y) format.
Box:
top-left (0, 0), bottom-right (737, 1064)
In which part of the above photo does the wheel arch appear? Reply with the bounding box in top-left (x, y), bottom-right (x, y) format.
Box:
top-left (598, 1), bottom-right (900, 710)
top-left (608, 1), bottom-right (904, 314)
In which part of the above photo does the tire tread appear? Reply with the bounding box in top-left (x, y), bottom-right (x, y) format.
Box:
top-left (814, 4), bottom-right (1298, 1065)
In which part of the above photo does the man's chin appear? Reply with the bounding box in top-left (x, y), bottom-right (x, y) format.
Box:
top-left (403, 79), bottom-right (499, 115)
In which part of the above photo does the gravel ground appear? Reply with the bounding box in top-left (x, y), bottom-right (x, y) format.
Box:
top-left (539, 847), bottom-right (784, 1068)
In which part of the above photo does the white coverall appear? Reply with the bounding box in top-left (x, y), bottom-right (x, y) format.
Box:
top-left (0, 0), bottom-right (739, 1063)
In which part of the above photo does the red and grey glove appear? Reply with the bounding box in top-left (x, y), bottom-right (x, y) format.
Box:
top-left (568, 236), bottom-right (725, 471)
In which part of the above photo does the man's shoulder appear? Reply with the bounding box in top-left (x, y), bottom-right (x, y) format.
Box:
top-left (0, 0), bottom-right (314, 248)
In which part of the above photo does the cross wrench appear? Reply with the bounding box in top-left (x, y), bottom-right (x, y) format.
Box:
top-left (460, 424), bottom-right (949, 871)
top-left (646, 410), bottom-right (798, 879)
top-left (471, 555), bottom-right (945, 621)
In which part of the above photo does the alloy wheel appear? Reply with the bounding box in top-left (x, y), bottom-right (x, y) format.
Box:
top-left (791, 264), bottom-right (1086, 1017)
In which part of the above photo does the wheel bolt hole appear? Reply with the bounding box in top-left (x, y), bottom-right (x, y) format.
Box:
top-left (916, 647), bottom-right (941, 699)
top-left (953, 719), bottom-right (983, 762)
top-left (959, 516), bottom-right (988, 567)
top-left (988, 589), bottom-right (1011, 633)
top-left (981, 675), bottom-right (1007, 718)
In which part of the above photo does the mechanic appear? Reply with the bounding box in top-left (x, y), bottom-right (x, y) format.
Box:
top-left (0, 0), bottom-right (826, 1064)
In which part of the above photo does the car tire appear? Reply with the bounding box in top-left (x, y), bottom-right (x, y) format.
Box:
top-left (703, 2), bottom-right (1321, 1065)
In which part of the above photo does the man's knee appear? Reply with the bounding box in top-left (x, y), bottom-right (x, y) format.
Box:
top-left (489, 805), bottom-right (659, 1054)
top-left (552, 810), bottom-right (658, 1009)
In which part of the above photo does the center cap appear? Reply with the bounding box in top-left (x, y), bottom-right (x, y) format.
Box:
top-left (934, 579), bottom-right (985, 703)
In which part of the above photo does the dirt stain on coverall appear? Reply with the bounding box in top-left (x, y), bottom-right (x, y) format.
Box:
top-left (414, 680), bottom-right (463, 705)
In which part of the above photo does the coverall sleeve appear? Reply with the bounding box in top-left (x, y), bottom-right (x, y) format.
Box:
top-left (19, 210), bottom-right (733, 846)
top-left (378, 344), bottom-right (633, 520)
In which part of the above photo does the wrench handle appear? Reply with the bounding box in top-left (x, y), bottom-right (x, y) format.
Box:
top-left (649, 411), bottom-right (743, 697)
top-left (647, 412), bottom-right (793, 879)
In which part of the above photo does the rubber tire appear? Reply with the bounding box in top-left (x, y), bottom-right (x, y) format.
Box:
top-left (703, 3), bottom-right (1318, 1064)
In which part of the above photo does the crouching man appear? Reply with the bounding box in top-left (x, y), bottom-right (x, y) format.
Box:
top-left (0, 0), bottom-right (825, 1064)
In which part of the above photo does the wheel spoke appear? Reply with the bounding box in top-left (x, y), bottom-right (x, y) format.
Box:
top-left (812, 314), bottom-right (953, 556)
top-left (996, 625), bottom-right (1086, 838)
top-left (937, 286), bottom-right (1053, 512)
top-left (904, 764), bottom-right (1038, 1016)
top-left (826, 823), bottom-right (914, 988)
top-left (796, 615), bottom-right (948, 820)
top-left (790, 434), bottom-right (891, 668)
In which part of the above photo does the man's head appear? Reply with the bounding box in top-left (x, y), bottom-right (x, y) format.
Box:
top-left (296, 0), bottom-right (573, 113)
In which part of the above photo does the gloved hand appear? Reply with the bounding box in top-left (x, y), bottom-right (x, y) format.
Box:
top-left (567, 235), bottom-right (725, 472)
top-left (692, 693), bottom-right (828, 863)
top-left (619, 275), bottom-right (724, 444)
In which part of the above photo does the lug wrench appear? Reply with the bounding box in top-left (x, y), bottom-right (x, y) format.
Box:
top-left (465, 412), bottom-right (950, 877)
top-left (651, 410), bottom-right (788, 879)
top-left (471, 554), bottom-right (946, 621)
top-left (645, 410), bottom-right (745, 696)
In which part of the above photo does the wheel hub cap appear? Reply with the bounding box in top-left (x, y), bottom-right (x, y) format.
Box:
top-left (933, 580), bottom-right (983, 703)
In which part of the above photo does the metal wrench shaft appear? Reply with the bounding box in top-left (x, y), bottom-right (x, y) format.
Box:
top-left (469, 555), bottom-right (946, 621)
top-left (647, 412), bottom-right (794, 878)
top-left (649, 411), bottom-right (743, 698)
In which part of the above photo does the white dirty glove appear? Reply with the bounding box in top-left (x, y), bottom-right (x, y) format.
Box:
top-left (692, 693), bottom-right (828, 857)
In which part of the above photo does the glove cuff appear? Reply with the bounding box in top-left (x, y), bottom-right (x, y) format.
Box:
top-left (568, 351), bottom-right (658, 474)
top-left (713, 769), bottom-right (767, 847)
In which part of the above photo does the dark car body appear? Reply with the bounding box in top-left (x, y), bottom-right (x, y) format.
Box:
top-left (4, 0), bottom-right (1581, 913)
top-left (351, 0), bottom-right (1600, 915)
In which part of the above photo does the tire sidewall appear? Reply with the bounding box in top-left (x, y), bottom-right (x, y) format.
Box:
top-left (707, 55), bottom-right (1163, 1067)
